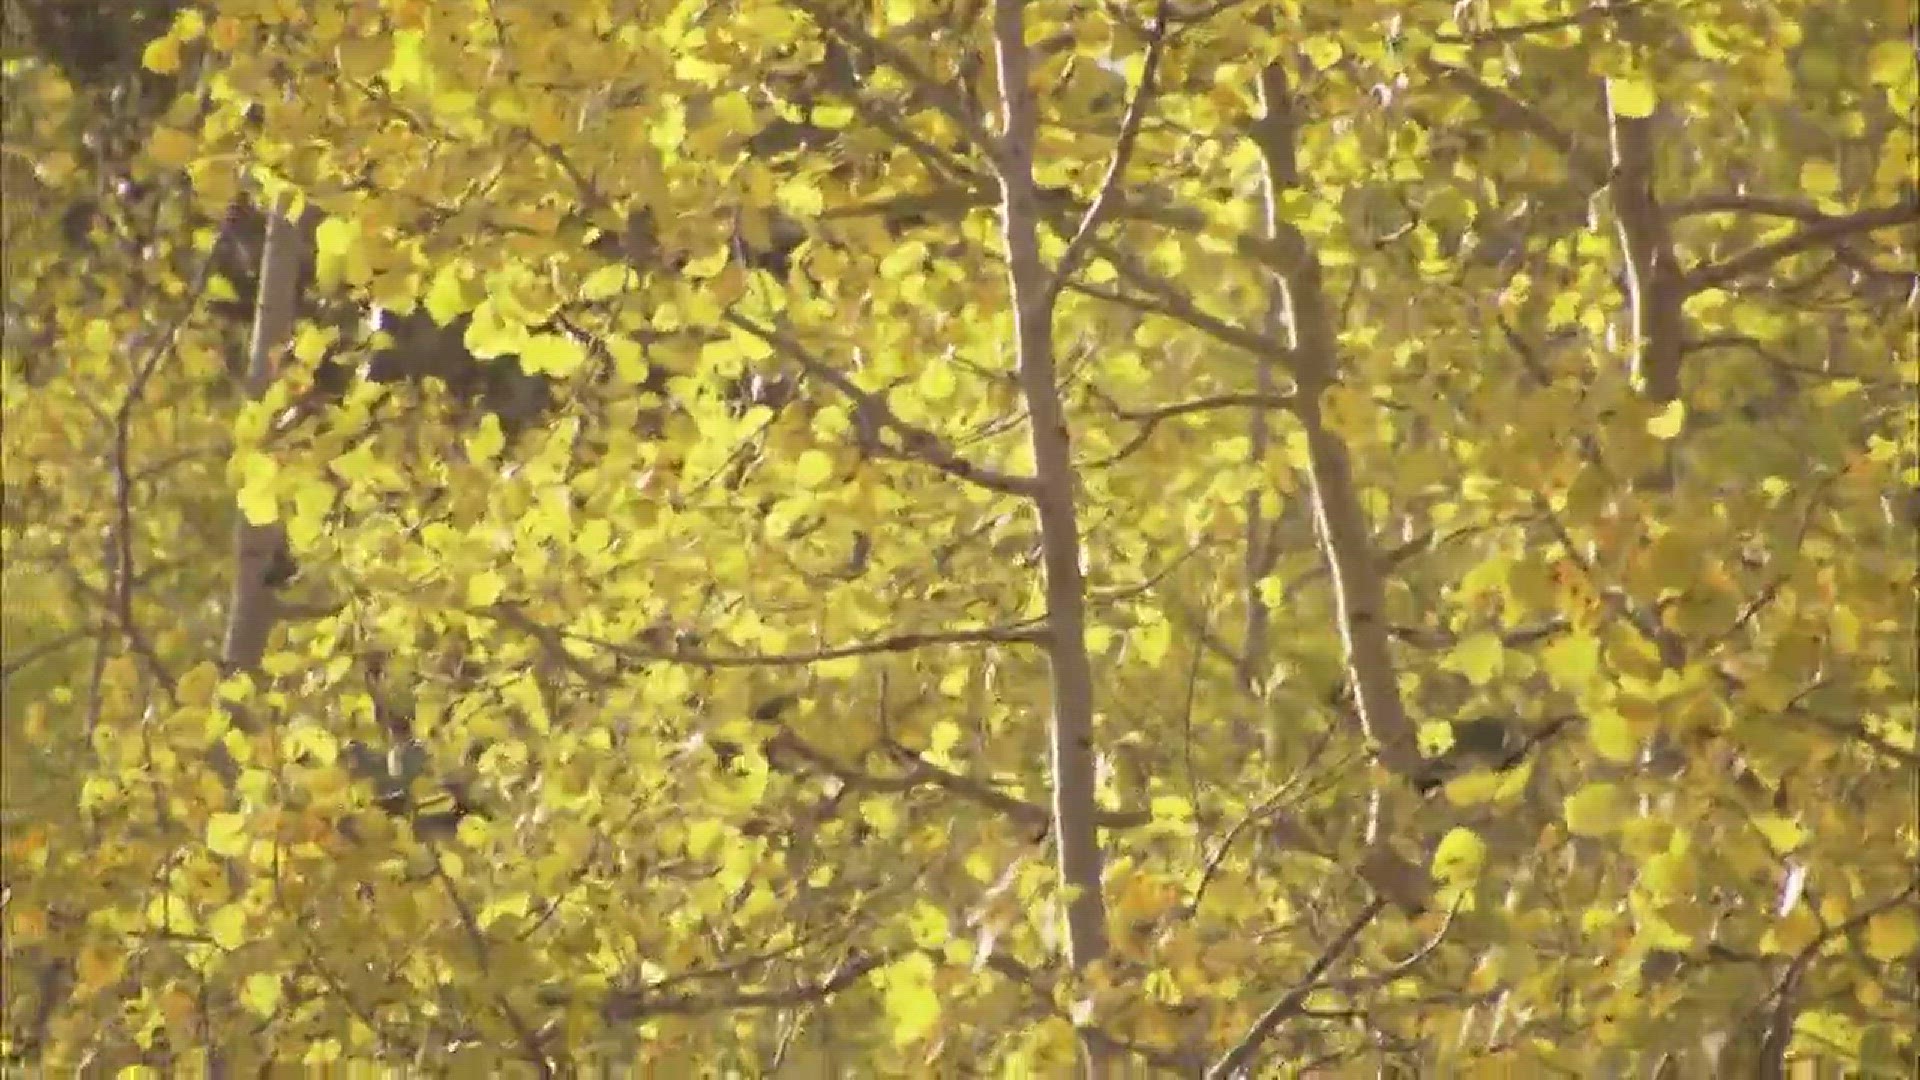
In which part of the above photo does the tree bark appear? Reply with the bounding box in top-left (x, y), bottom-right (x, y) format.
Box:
top-left (1248, 61), bottom-right (1434, 913)
top-left (991, 0), bottom-right (1112, 1072)
top-left (221, 199), bottom-right (303, 684)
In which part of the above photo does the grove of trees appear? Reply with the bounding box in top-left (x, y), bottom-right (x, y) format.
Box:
top-left (3, 0), bottom-right (1916, 1074)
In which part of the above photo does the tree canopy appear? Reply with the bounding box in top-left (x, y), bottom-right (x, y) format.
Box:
top-left (3, 0), bottom-right (1916, 1075)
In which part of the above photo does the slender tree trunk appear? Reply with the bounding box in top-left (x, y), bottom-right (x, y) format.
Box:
top-left (1249, 62), bottom-right (1432, 915)
top-left (220, 198), bottom-right (303, 679)
top-left (991, 0), bottom-right (1112, 1072)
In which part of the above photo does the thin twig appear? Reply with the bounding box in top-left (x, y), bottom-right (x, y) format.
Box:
top-left (1686, 199), bottom-right (1919, 291)
top-left (1207, 895), bottom-right (1390, 1078)
top-left (1046, 1), bottom-right (1171, 300)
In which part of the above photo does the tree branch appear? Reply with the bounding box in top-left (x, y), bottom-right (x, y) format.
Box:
top-left (727, 312), bottom-right (1041, 498)
top-left (1433, 1), bottom-right (1648, 44)
top-left (1206, 895), bottom-right (1389, 1079)
top-left (1684, 199), bottom-right (1918, 292)
top-left (1047, 1), bottom-right (1170, 300)
top-left (1084, 389), bottom-right (1299, 468)
top-left (1429, 65), bottom-right (1609, 183)
top-left (788, 0), bottom-right (1005, 168)
top-left (580, 619), bottom-right (1047, 669)
top-left (598, 950), bottom-right (898, 1021)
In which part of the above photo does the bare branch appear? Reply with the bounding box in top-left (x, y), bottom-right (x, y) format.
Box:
top-left (1433, 0), bottom-right (1648, 44)
top-left (885, 741), bottom-right (1152, 831)
top-left (221, 198), bottom-right (307, 683)
top-left (107, 226), bottom-right (231, 697)
top-left (1685, 199), bottom-right (1919, 292)
top-left (788, 0), bottom-right (1005, 166)
top-left (727, 313), bottom-right (1040, 497)
top-left (1757, 881), bottom-right (1920, 1077)
top-left (1068, 279), bottom-right (1292, 362)
top-left (1605, 78), bottom-right (1689, 406)
top-left (599, 950), bottom-right (898, 1020)
top-left (1, 628), bottom-right (94, 681)
top-left (1047, 2), bottom-right (1171, 299)
top-left (1206, 896), bottom-right (1389, 1079)
top-left (1429, 65), bottom-right (1609, 183)
top-left (1669, 193), bottom-right (1840, 221)
top-left (1084, 389), bottom-right (1299, 468)
top-left (579, 619), bottom-right (1046, 669)
top-left (430, 857), bottom-right (559, 1077)
top-left (1321, 896), bottom-right (1464, 992)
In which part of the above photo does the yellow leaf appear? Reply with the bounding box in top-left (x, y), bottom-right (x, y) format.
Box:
top-left (793, 449), bottom-right (835, 487)
top-left (879, 241), bottom-right (928, 280)
top-left (1762, 907), bottom-right (1821, 955)
top-left (207, 812), bottom-right (248, 857)
top-left (521, 333), bottom-right (587, 377)
top-left (314, 216), bottom-right (355, 257)
top-left (467, 570), bottom-right (505, 607)
top-left (1752, 813), bottom-right (1808, 855)
top-left (728, 325), bottom-right (773, 361)
top-left (1645, 400), bottom-right (1686, 439)
top-left (1868, 40), bottom-right (1914, 87)
top-left (1865, 907), bottom-right (1919, 962)
top-left (240, 973), bottom-right (282, 1019)
top-left (1302, 37), bottom-right (1343, 72)
top-left (919, 359), bottom-right (957, 402)
top-left (236, 470), bottom-right (278, 523)
top-left (1443, 631), bottom-right (1505, 686)
top-left (466, 415), bottom-right (506, 464)
top-left (424, 266), bottom-right (476, 325)
top-left (177, 662), bottom-right (220, 707)
top-left (1564, 782), bottom-right (1630, 837)
top-left (606, 335), bottom-right (648, 385)
top-left (142, 36), bottom-right (183, 74)
top-left (1610, 77), bottom-right (1657, 118)
top-left (208, 905), bottom-right (247, 950)
top-left (1131, 612), bottom-right (1172, 666)
top-left (881, 955), bottom-right (941, 1046)
top-left (147, 127), bottom-right (198, 168)
top-left (776, 178), bottom-right (824, 218)
top-left (1542, 631), bottom-right (1601, 692)
top-left (811, 104), bottom-right (856, 128)
top-left (76, 943), bottom-right (127, 996)
top-left (1432, 827), bottom-right (1488, 887)
top-left (1799, 160), bottom-right (1840, 198)
top-left (1443, 769), bottom-right (1502, 806)
top-left (1586, 707), bottom-right (1641, 764)
top-left (884, 0), bottom-right (919, 27)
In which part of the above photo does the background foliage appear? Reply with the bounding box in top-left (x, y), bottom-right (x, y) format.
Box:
top-left (3, 0), bottom-right (1916, 1075)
